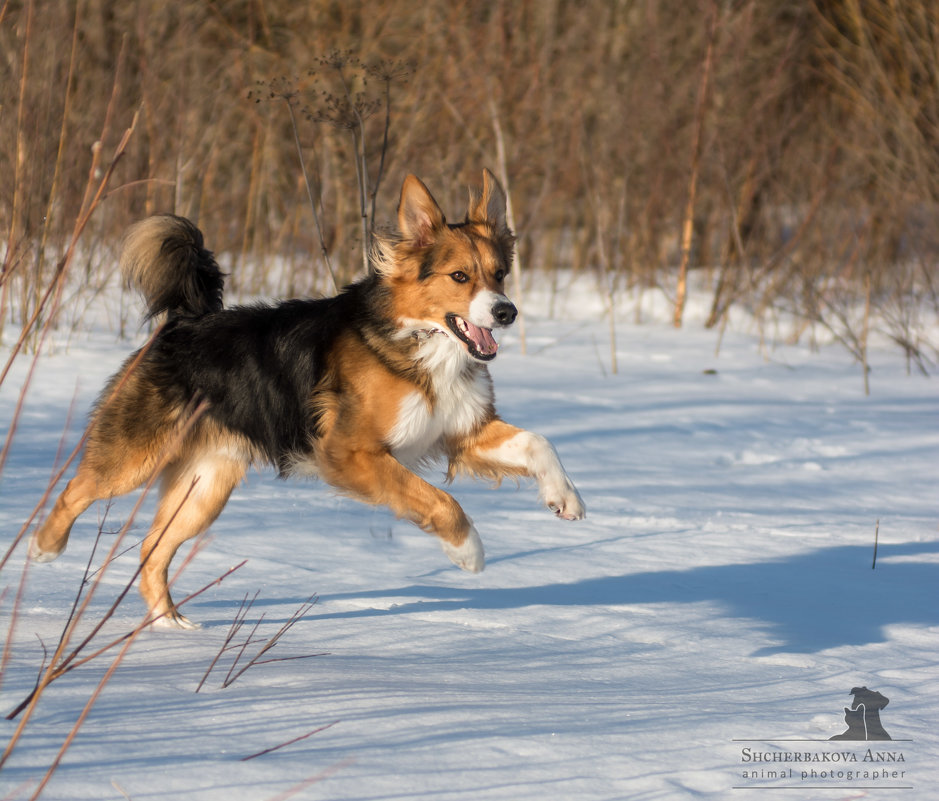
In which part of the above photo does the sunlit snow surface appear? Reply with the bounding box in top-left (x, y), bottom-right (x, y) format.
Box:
top-left (1, 280), bottom-right (936, 800)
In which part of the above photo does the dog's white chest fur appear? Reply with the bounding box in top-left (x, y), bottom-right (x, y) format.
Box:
top-left (386, 340), bottom-right (492, 467)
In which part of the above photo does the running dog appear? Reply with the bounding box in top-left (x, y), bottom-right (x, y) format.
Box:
top-left (30, 170), bottom-right (585, 628)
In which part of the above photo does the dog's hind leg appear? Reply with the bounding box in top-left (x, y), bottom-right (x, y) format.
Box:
top-left (139, 454), bottom-right (245, 629)
top-left (30, 464), bottom-right (105, 562)
top-left (29, 361), bottom-right (180, 562)
top-left (29, 438), bottom-right (165, 563)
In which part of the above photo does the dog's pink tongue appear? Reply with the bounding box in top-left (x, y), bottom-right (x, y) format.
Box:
top-left (466, 321), bottom-right (498, 356)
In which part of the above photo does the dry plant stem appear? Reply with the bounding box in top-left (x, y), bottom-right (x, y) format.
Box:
top-left (49, 519), bottom-right (112, 670)
top-left (674, 0), bottom-right (719, 328)
top-left (220, 598), bottom-right (267, 687)
top-left (0, 339), bottom-right (43, 479)
top-left (0, 243), bottom-right (20, 343)
top-left (578, 130), bottom-right (618, 373)
top-left (862, 272), bottom-right (871, 396)
top-left (262, 758), bottom-right (355, 801)
top-left (591, 183), bottom-right (621, 376)
top-left (7, 557), bottom-right (246, 722)
top-left (8, 0), bottom-right (33, 260)
top-left (609, 185), bottom-right (630, 375)
top-left (489, 99), bottom-right (527, 356)
top-left (29, 621), bottom-right (148, 800)
top-left (331, 61), bottom-right (371, 273)
top-left (283, 98), bottom-right (337, 294)
top-left (872, 519), bottom-right (880, 570)
top-left (2, 555), bottom-right (246, 765)
top-left (196, 592), bottom-right (322, 692)
top-left (15, 34), bottom-right (132, 346)
top-left (2, 399), bottom-right (81, 708)
top-left (607, 302), bottom-right (618, 376)
top-left (25, 561), bottom-right (245, 801)
top-left (0, 102), bottom-right (139, 390)
top-left (12, 433), bottom-right (202, 693)
top-left (351, 121), bottom-right (370, 274)
top-left (35, 0), bottom-right (81, 292)
top-left (369, 76), bottom-right (393, 241)
top-left (2, 481), bottom-right (191, 729)
top-left (592, 204), bottom-right (618, 376)
top-left (223, 595), bottom-right (321, 687)
top-left (1, 778), bottom-right (34, 801)
top-left (194, 591), bottom-right (258, 692)
top-left (706, 148), bottom-right (752, 333)
top-left (1, 402), bottom-right (209, 766)
top-left (1, 346), bottom-right (160, 710)
top-left (241, 721), bottom-right (338, 761)
top-left (0, 564), bottom-right (31, 700)
top-left (1, 327), bottom-right (161, 573)
top-left (800, 228), bottom-right (874, 387)
top-left (229, 612), bottom-right (269, 672)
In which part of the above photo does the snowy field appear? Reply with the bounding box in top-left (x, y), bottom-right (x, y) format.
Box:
top-left (1, 278), bottom-right (937, 800)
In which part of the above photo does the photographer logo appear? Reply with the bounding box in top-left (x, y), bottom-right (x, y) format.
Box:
top-left (734, 687), bottom-right (912, 791)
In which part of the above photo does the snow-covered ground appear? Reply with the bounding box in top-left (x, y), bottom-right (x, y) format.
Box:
top-left (1, 277), bottom-right (937, 800)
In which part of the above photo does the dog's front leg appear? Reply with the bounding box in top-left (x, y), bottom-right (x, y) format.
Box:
top-left (318, 446), bottom-right (485, 572)
top-left (450, 419), bottom-right (586, 520)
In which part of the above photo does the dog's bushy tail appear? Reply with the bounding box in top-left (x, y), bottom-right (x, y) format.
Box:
top-left (120, 214), bottom-right (224, 320)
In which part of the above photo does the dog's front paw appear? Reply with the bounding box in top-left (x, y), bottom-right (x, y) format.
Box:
top-left (28, 535), bottom-right (63, 563)
top-left (441, 524), bottom-right (485, 573)
top-left (546, 482), bottom-right (586, 521)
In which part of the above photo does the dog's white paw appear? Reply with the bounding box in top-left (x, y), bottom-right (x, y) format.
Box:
top-left (546, 481), bottom-right (586, 521)
top-left (28, 536), bottom-right (63, 563)
top-left (441, 525), bottom-right (485, 573)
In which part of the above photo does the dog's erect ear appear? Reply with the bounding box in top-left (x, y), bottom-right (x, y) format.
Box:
top-left (398, 174), bottom-right (446, 247)
top-left (468, 168), bottom-right (508, 232)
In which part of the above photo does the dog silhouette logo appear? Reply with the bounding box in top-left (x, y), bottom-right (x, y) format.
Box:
top-left (829, 687), bottom-right (892, 741)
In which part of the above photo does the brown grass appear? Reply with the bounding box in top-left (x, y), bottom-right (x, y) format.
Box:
top-left (1, 0), bottom-right (938, 362)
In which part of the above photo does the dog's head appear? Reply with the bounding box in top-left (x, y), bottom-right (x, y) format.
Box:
top-left (375, 170), bottom-right (517, 362)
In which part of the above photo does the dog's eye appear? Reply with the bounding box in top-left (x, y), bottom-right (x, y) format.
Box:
top-left (450, 271), bottom-right (469, 283)
top-left (494, 270), bottom-right (505, 282)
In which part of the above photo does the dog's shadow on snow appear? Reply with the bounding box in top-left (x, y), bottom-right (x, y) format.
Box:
top-left (308, 541), bottom-right (939, 655)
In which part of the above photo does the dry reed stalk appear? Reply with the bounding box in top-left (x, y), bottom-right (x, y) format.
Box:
top-left (489, 99), bottom-right (527, 356)
top-left (862, 271), bottom-right (871, 396)
top-left (8, 0), bottom-right (33, 273)
top-left (34, 0), bottom-right (81, 290)
top-left (286, 97), bottom-right (338, 294)
top-left (241, 721), bottom-right (338, 761)
top-left (196, 592), bottom-right (324, 692)
top-left (261, 757), bottom-right (355, 801)
top-left (0, 322), bottom-right (160, 576)
top-left (15, 557), bottom-right (246, 800)
top-left (0, 101), bottom-right (139, 390)
top-left (1, 401), bottom-right (208, 743)
top-left (674, 0), bottom-right (719, 328)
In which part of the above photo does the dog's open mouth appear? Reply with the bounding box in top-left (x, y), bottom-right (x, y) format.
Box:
top-left (446, 313), bottom-right (498, 361)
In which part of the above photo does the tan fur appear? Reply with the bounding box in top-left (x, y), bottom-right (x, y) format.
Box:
top-left (311, 332), bottom-right (474, 549)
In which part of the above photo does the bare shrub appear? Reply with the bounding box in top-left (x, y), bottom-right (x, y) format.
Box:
top-left (196, 592), bottom-right (325, 692)
top-left (2, 0), bottom-right (938, 360)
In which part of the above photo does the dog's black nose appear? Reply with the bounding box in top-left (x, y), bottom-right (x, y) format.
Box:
top-left (492, 300), bottom-right (517, 326)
